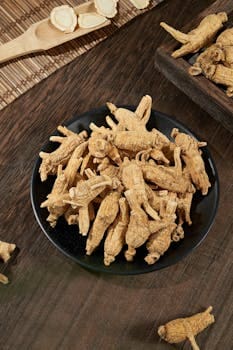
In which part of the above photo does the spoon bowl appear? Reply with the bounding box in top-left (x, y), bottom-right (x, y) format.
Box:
top-left (0, 1), bottom-right (110, 64)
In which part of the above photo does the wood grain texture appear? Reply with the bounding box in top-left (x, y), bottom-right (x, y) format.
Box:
top-left (0, 0), bottom-right (233, 349)
top-left (155, 0), bottom-right (233, 133)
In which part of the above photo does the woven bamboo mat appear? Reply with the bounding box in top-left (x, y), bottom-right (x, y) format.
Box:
top-left (0, 0), bottom-right (163, 110)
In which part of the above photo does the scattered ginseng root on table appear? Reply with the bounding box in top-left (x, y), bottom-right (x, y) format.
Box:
top-left (39, 95), bottom-right (211, 266)
top-left (160, 11), bottom-right (233, 97)
top-left (0, 240), bottom-right (16, 285)
top-left (158, 306), bottom-right (215, 350)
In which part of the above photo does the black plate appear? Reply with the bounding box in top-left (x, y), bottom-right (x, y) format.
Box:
top-left (30, 106), bottom-right (219, 275)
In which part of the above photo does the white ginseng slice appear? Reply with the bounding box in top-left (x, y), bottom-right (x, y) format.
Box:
top-left (78, 13), bottom-right (108, 29)
top-left (129, 0), bottom-right (150, 10)
top-left (94, 0), bottom-right (118, 18)
top-left (50, 5), bottom-right (77, 33)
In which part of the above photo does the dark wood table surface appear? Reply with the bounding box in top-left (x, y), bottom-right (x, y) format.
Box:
top-left (0, 0), bottom-right (232, 349)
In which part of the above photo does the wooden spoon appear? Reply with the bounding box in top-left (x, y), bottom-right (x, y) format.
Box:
top-left (0, 1), bottom-right (111, 64)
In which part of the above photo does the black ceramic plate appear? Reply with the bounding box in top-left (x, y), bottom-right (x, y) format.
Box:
top-left (31, 106), bottom-right (219, 275)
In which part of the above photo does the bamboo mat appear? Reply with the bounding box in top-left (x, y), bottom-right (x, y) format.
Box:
top-left (0, 0), bottom-right (163, 110)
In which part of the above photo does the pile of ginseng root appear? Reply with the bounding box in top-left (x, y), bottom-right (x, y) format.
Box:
top-left (160, 11), bottom-right (233, 97)
top-left (39, 95), bottom-right (211, 266)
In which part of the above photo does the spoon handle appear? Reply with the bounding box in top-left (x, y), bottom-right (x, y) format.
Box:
top-left (0, 33), bottom-right (39, 64)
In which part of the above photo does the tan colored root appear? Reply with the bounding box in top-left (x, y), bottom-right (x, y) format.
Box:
top-left (0, 273), bottom-right (9, 285)
top-left (160, 12), bottom-right (227, 58)
top-left (111, 127), bottom-right (170, 153)
top-left (88, 133), bottom-right (121, 165)
top-left (172, 128), bottom-right (210, 195)
top-left (136, 148), bottom-right (170, 165)
top-left (172, 223), bottom-right (184, 242)
top-left (0, 241), bottom-right (16, 263)
top-left (160, 197), bottom-right (177, 221)
top-left (135, 95), bottom-right (152, 123)
top-left (104, 198), bottom-right (129, 265)
top-left (177, 191), bottom-right (195, 225)
top-left (64, 206), bottom-right (79, 225)
top-left (39, 127), bottom-right (87, 181)
top-left (148, 219), bottom-right (173, 234)
top-left (145, 223), bottom-right (176, 264)
top-left (66, 174), bottom-right (113, 207)
top-left (107, 95), bottom-right (152, 132)
top-left (86, 191), bottom-right (120, 255)
top-left (63, 142), bottom-right (87, 186)
top-left (158, 306), bottom-right (215, 350)
top-left (204, 64), bottom-right (233, 96)
top-left (124, 190), bottom-right (151, 262)
top-left (141, 160), bottom-right (190, 194)
top-left (40, 165), bottom-right (69, 227)
top-left (145, 186), bottom-right (168, 212)
top-left (121, 158), bottom-right (159, 220)
top-left (189, 43), bottom-right (225, 76)
top-left (217, 28), bottom-right (233, 46)
top-left (80, 152), bottom-right (92, 176)
top-left (78, 206), bottom-right (90, 236)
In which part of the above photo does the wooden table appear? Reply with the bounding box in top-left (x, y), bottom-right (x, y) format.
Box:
top-left (0, 1), bottom-right (232, 349)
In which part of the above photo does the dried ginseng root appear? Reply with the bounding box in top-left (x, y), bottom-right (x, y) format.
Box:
top-left (0, 273), bottom-right (9, 285)
top-left (0, 240), bottom-right (16, 263)
top-left (41, 165), bottom-right (69, 228)
top-left (39, 126), bottom-right (87, 181)
top-left (124, 190), bottom-right (151, 262)
top-left (50, 5), bottom-right (77, 33)
top-left (144, 223), bottom-right (176, 264)
top-left (177, 190), bottom-right (195, 226)
top-left (86, 191), bottom-right (120, 255)
top-left (129, 0), bottom-right (150, 10)
top-left (104, 198), bottom-right (129, 266)
top-left (64, 206), bottom-right (79, 225)
top-left (172, 129), bottom-right (211, 195)
top-left (66, 174), bottom-right (114, 208)
top-left (201, 63), bottom-right (233, 97)
top-left (158, 306), bottom-right (215, 350)
top-left (148, 219), bottom-right (172, 234)
top-left (160, 12), bottom-right (228, 58)
top-left (112, 129), bottom-right (170, 153)
top-left (141, 148), bottom-right (191, 193)
top-left (63, 141), bottom-right (88, 187)
top-left (88, 133), bottom-right (122, 165)
top-left (78, 13), bottom-right (108, 29)
top-left (121, 158), bottom-right (160, 220)
top-left (135, 95), bottom-right (152, 122)
top-left (136, 148), bottom-right (170, 165)
top-left (217, 28), bottom-right (233, 46)
top-left (0, 240), bottom-right (16, 285)
top-left (106, 95), bottom-right (151, 132)
top-left (94, 0), bottom-right (118, 18)
top-left (189, 43), bottom-right (225, 76)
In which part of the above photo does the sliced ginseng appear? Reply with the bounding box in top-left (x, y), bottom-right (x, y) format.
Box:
top-left (50, 5), bottom-right (77, 33)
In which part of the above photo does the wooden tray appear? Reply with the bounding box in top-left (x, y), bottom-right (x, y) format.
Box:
top-left (155, 0), bottom-right (233, 133)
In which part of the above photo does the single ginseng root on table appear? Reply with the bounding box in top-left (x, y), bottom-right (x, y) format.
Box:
top-left (0, 240), bottom-right (16, 284)
top-left (39, 95), bottom-right (211, 266)
top-left (158, 306), bottom-right (215, 350)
